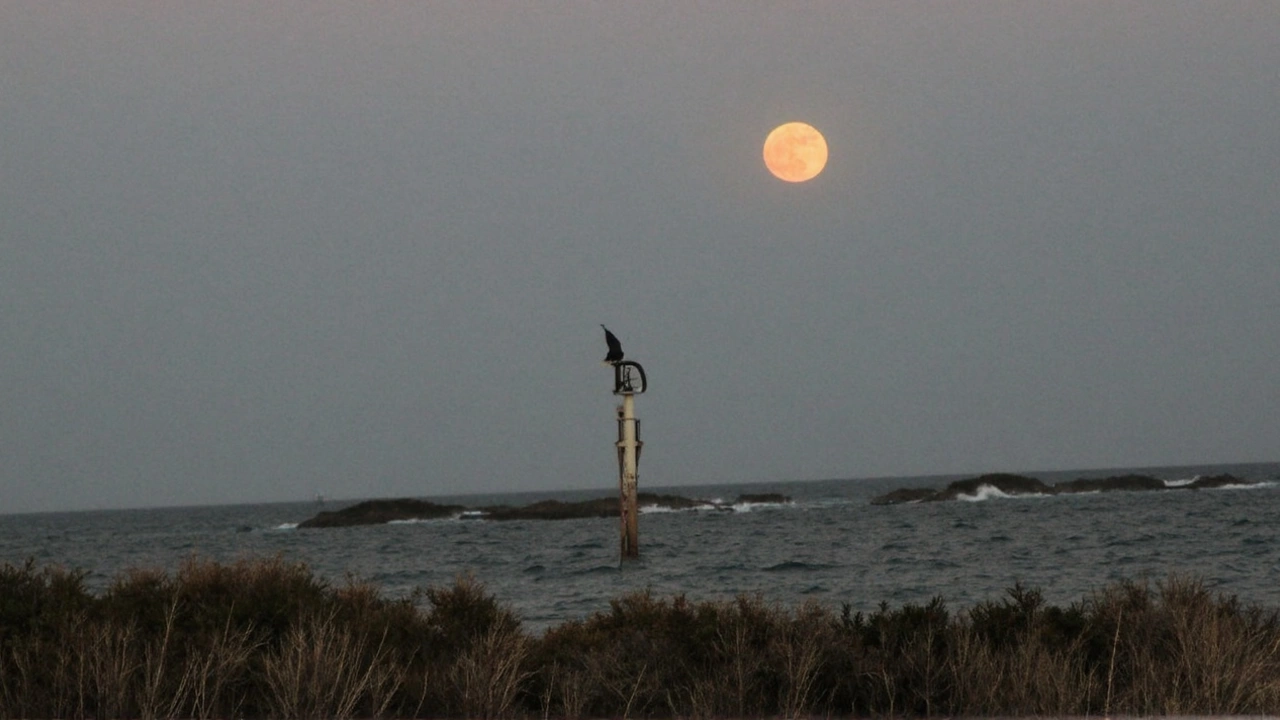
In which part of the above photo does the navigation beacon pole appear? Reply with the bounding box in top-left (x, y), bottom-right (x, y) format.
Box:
top-left (600, 325), bottom-right (647, 560)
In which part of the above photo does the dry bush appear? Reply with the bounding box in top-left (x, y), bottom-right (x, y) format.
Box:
top-left (174, 555), bottom-right (329, 642)
top-left (1, 612), bottom-right (93, 719)
top-left (845, 596), bottom-right (951, 716)
top-left (87, 616), bottom-right (141, 719)
top-left (707, 595), bottom-right (776, 717)
top-left (1159, 575), bottom-right (1280, 713)
top-left (409, 574), bottom-right (528, 717)
top-left (528, 629), bottom-right (597, 720)
top-left (6, 557), bottom-right (1280, 719)
top-left (1085, 575), bottom-right (1280, 716)
top-left (946, 584), bottom-right (1099, 716)
top-left (0, 561), bottom-right (96, 718)
top-left (136, 596), bottom-right (192, 720)
top-left (183, 613), bottom-right (260, 720)
top-left (448, 621), bottom-right (531, 719)
top-left (261, 609), bottom-right (400, 720)
top-left (771, 600), bottom-right (833, 718)
top-left (947, 616), bottom-right (1099, 716)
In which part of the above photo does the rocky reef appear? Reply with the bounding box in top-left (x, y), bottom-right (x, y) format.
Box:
top-left (1053, 474), bottom-right (1168, 494)
top-left (735, 492), bottom-right (792, 504)
top-left (870, 472), bottom-right (1256, 505)
top-left (480, 493), bottom-right (717, 521)
top-left (932, 473), bottom-right (1053, 501)
top-left (298, 492), bottom-right (792, 528)
top-left (299, 499), bottom-right (465, 528)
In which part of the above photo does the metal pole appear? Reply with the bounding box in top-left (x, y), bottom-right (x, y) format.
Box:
top-left (617, 393), bottom-right (639, 559)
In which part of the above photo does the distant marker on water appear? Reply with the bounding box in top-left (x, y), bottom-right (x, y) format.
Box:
top-left (600, 326), bottom-right (647, 560)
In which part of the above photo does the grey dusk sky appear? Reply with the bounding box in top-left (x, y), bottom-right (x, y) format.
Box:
top-left (2, 3), bottom-right (1278, 513)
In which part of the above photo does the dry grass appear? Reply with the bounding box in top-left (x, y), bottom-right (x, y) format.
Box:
top-left (2, 558), bottom-right (1280, 718)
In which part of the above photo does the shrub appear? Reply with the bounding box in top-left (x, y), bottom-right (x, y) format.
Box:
top-left (3, 560), bottom-right (1280, 718)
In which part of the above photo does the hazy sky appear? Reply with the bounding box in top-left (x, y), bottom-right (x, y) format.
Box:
top-left (3, 3), bottom-right (1278, 513)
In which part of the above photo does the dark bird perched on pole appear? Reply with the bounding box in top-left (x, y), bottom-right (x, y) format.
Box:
top-left (601, 324), bottom-right (624, 365)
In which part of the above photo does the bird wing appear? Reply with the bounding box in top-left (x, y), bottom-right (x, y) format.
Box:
top-left (601, 325), bottom-right (624, 360)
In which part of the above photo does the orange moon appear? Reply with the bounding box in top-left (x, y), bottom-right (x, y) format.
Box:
top-left (763, 122), bottom-right (828, 182)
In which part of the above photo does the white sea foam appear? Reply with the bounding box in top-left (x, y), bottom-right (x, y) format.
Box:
top-left (956, 486), bottom-right (1051, 502)
top-left (956, 485), bottom-right (1011, 502)
top-left (1219, 480), bottom-right (1277, 490)
top-left (272, 522), bottom-right (298, 531)
top-left (638, 503), bottom-right (725, 514)
top-left (730, 500), bottom-right (792, 513)
top-left (1165, 476), bottom-right (1272, 490)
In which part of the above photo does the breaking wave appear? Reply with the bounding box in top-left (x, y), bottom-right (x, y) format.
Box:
top-left (955, 485), bottom-right (1049, 502)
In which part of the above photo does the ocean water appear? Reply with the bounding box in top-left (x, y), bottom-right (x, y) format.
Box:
top-left (2, 462), bottom-right (1278, 631)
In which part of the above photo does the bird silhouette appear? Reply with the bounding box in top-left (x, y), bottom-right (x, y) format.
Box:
top-left (601, 325), bottom-right (624, 365)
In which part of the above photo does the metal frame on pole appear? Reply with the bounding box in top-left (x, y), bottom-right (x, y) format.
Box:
top-left (612, 361), bottom-right (646, 560)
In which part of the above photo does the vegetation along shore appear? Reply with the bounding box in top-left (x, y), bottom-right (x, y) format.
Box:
top-left (3, 557), bottom-right (1280, 718)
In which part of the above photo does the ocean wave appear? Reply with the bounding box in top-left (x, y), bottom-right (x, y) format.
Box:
top-left (638, 503), bottom-right (723, 515)
top-left (764, 561), bottom-right (835, 572)
top-left (1163, 475), bottom-right (1276, 490)
top-left (956, 485), bottom-right (1112, 502)
top-left (962, 484), bottom-right (1008, 502)
top-left (637, 498), bottom-right (795, 514)
top-left (1218, 480), bottom-right (1278, 490)
top-left (272, 522), bottom-right (298, 531)
top-left (729, 500), bottom-right (793, 513)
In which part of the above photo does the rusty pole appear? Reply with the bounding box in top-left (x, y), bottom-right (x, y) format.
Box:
top-left (616, 392), bottom-right (640, 559)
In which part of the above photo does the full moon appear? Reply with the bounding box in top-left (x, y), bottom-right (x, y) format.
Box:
top-left (763, 122), bottom-right (828, 182)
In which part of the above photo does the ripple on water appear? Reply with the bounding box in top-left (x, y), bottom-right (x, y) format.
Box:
top-left (764, 561), bottom-right (835, 573)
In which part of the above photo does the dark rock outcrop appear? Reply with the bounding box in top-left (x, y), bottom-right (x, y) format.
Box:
top-left (871, 471), bottom-right (1259, 505)
top-left (933, 474), bottom-right (1052, 501)
top-left (735, 493), bottom-right (792, 504)
top-left (870, 488), bottom-right (939, 506)
top-left (298, 499), bottom-right (465, 528)
top-left (297, 492), bottom-right (749, 528)
top-left (480, 497), bottom-right (617, 521)
top-left (482, 493), bottom-right (717, 521)
top-left (1055, 474), bottom-right (1166, 494)
top-left (872, 474), bottom-right (1053, 504)
top-left (1187, 473), bottom-right (1253, 490)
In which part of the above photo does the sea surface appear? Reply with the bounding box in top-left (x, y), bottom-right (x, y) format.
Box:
top-left (3, 462), bottom-right (1278, 632)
